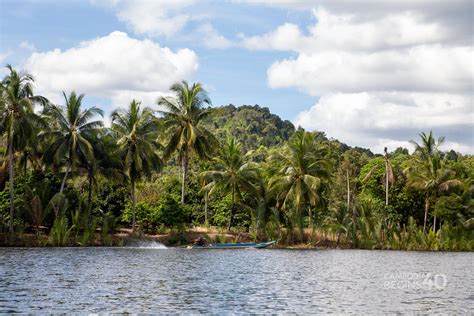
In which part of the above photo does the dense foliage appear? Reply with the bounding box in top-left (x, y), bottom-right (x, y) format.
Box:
top-left (0, 65), bottom-right (472, 250)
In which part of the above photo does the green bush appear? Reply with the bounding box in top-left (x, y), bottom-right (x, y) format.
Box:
top-left (121, 193), bottom-right (191, 228)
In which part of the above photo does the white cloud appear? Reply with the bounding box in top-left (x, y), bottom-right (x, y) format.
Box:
top-left (242, 9), bottom-right (447, 52)
top-left (198, 23), bottom-right (233, 49)
top-left (19, 41), bottom-right (36, 51)
top-left (294, 92), bottom-right (474, 153)
top-left (239, 6), bottom-right (473, 153)
top-left (92, 0), bottom-right (197, 37)
top-left (267, 45), bottom-right (473, 95)
top-left (24, 31), bottom-right (198, 108)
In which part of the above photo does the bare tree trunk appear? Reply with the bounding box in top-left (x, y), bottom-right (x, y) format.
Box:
top-left (423, 193), bottom-right (429, 234)
top-left (59, 164), bottom-right (71, 194)
top-left (228, 185), bottom-right (235, 231)
top-left (181, 149), bottom-right (188, 204)
top-left (131, 178), bottom-right (136, 231)
top-left (8, 137), bottom-right (14, 233)
top-left (385, 160), bottom-right (389, 206)
top-left (352, 189), bottom-right (358, 247)
top-left (433, 215), bottom-right (437, 232)
top-left (87, 174), bottom-right (93, 211)
top-left (346, 168), bottom-right (350, 215)
top-left (204, 190), bottom-right (208, 226)
top-left (308, 207), bottom-right (313, 230)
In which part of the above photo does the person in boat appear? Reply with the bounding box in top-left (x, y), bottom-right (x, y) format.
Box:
top-left (193, 236), bottom-right (207, 246)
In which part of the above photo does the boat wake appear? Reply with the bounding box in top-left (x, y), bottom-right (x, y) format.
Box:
top-left (126, 240), bottom-right (168, 249)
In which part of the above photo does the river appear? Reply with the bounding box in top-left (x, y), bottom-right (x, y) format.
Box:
top-left (1, 247), bottom-right (472, 313)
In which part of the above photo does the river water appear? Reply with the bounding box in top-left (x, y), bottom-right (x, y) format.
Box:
top-left (0, 247), bottom-right (472, 313)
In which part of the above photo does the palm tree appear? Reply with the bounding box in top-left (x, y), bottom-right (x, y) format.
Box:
top-left (157, 81), bottom-right (216, 204)
top-left (362, 147), bottom-right (395, 207)
top-left (42, 91), bottom-right (103, 194)
top-left (79, 132), bottom-right (123, 211)
top-left (111, 100), bottom-right (163, 230)
top-left (1, 65), bottom-right (47, 232)
top-left (268, 131), bottom-right (330, 240)
top-left (201, 137), bottom-right (260, 230)
top-left (406, 131), bottom-right (461, 233)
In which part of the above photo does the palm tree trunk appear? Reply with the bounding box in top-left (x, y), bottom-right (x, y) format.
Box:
top-left (385, 160), bottom-right (389, 206)
top-left (181, 149), bottom-right (188, 204)
top-left (228, 185), bottom-right (235, 231)
top-left (346, 169), bottom-right (350, 215)
top-left (433, 215), bottom-right (437, 232)
top-left (87, 174), bottom-right (93, 211)
top-left (352, 189), bottom-right (358, 247)
top-left (204, 190), bottom-right (208, 226)
top-left (131, 178), bottom-right (136, 231)
top-left (423, 193), bottom-right (429, 234)
top-left (60, 164), bottom-right (71, 194)
top-left (8, 136), bottom-right (14, 233)
top-left (308, 206), bottom-right (313, 230)
top-left (23, 152), bottom-right (27, 175)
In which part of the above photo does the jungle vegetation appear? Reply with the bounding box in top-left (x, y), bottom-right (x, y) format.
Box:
top-left (0, 65), bottom-right (472, 250)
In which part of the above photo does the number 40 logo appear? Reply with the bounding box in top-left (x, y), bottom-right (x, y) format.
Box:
top-left (422, 273), bottom-right (447, 290)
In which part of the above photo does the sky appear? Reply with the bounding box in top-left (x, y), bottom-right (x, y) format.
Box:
top-left (0, 0), bottom-right (472, 154)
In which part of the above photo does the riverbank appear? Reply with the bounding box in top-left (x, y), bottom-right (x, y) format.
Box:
top-left (1, 226), bottom-right (472, 251)
top-left (0, 226), bottom-right (352, 249)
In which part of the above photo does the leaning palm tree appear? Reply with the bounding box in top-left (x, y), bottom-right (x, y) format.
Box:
top-left (111, 100), bottom-right (163, 230)
top-left (201, 137), bottom-right (261, 230)
top-left (406, 131), bottom-right (461, 233)
top-left (157, 81), bottom-right (216, 204)
top-left (41, 91), bottom-right (103, 194)
top-left (1, 65), bottom-right (47, 232)
top-left (268, 131), bottom-right (330, 240)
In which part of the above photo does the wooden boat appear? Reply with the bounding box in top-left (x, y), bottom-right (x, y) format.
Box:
top-left (189, 240), bottom-right (276, 249)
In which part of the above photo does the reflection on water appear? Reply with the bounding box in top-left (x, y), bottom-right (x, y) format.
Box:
top-left (0, 248), bottom-right (472, 313)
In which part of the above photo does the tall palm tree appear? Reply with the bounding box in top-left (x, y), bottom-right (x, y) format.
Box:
top-left (79, 132), bottom-right (123, 211)
top-left (42, 91), bottom-right (103, 193)
top-left (201, 137), bottom-right (260, 230)
top-left (406, 131), bottom-right (461, 233)
top-left (268, 131), bottom-right (330, 239)
top-left (157, 81), bottom-right (216, 204)
top-left (111, 100), bottom-right (163, 229)
top-left (362, 147), bottom-right (394, 207)
top-left (1, 65), bottom-right (47, 232)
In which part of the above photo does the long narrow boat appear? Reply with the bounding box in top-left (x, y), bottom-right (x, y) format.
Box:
top-left (190, 240), bottom-right (276, 249)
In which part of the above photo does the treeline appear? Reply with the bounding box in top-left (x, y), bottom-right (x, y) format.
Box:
top-left (0, 65), bottom-right (473, 250)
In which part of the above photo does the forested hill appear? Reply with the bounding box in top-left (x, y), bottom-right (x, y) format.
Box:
top-left (201, 104), bottom-right (295, 152)
top-left (202, 104), bottom-right (374, 156)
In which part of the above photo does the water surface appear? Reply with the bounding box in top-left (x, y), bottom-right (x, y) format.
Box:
top-left (0, 247), bottom-right (472, 313)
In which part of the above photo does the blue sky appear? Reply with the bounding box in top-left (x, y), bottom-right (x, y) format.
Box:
top-left (0, 0), bottom-right (472, 153)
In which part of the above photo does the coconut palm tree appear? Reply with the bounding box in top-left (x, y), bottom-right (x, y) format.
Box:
top-left (111, 100), bottom-right (163, 230)
top-left (406, 153), bottom-right (462, 234)
top-left (1, 65), bottom-right (47, 232)
top-left (406, 131), bottom-right (461, 233)
top-left (42, 91), bottom-right (103, 194)
top-left (157, 81), bottom-right (216, 204)
top-left (78, 132), bottom-right (124, 211)
top-left (362, 147), bottom-right (395, 207)
top-left (268, 131), bottom-right (330, 240)
top-left (201, 137), bottom-right (261, 230)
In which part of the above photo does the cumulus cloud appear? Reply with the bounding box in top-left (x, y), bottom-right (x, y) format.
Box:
top-left (240, 6), bottom-right (474, 153)
top-left (92, 0), bottom-right (197, 37)
top-left (294, 92), bottom-right (474, 153)
top-left (198, 23), bottom-right (233, 49)
top-left (24, 31), bottom-right (198, 107)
